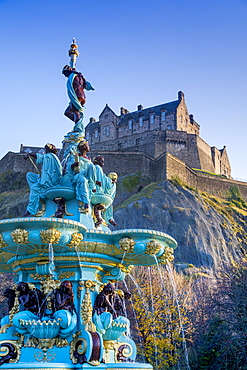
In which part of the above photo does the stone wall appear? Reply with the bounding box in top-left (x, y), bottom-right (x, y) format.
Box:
top-left (165, 153), bottom-right (247, 201)
top-left (89, 151), bottom-right (155, 180)
top-left (0, 152), bottom-right (39, 174)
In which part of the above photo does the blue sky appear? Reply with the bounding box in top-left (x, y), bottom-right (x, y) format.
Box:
top-left (0, 0), bottom-right (247, 179)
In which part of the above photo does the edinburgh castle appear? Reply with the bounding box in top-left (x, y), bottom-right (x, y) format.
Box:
top-left (2, 91), bottom-right (247, 199)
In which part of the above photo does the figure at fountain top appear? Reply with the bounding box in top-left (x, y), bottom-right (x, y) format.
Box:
top-left (62, 65), bottom-right (94, 134)
top-left (23, 144), bottom-right (62, 217)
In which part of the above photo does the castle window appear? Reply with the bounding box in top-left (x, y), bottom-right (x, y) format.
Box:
top-left (128, 120), bottom-right (133, 130)
top-left (139, 117), bottom-right (143, 127)
top-left (103, 127), bottom-right (107, 135)
top-left (94, 130), bottom-right (98, 138)
top-left (167, 125), bottom-right (171, 129)
top-left (136, 138), bottom-right (140, 146)
top-left (150, 114), bottom-right (155, 124)
top-left (106, 125), bottom-right (110, 136)
top-left (161, 111), bottom-right (166, 121)
top-left (86, 132), bottom-right (90, 140)
top-left (180, 115), bottom-right (183, 123)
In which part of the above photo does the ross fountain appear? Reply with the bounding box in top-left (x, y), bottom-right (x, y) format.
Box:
top-left (0, 39), bottom-right (177, 369)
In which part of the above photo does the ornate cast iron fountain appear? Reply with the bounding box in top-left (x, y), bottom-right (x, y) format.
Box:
top-left (0, 39), bottom-right (176, 369)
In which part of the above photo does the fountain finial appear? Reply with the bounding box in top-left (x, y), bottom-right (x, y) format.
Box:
top-left (68, 38), bottom-right (79, 69)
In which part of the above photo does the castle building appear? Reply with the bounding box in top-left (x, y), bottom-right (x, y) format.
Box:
top-left (85, 91), bottom-right (231, 178)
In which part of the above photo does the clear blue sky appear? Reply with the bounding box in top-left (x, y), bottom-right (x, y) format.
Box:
top-left (0, 0), bottom-right (247, 180)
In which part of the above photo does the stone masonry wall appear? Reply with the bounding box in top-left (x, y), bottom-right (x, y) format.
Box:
top-left (165, 153), bottom-right (247, 201)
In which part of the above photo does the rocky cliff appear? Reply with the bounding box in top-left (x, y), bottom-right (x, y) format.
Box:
top-left (113, 179), bottom-right (247, 272)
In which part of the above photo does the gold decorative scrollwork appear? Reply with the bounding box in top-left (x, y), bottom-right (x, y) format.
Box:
top-left (30, 273), bottom-right (51, 281)
top-left (0, 233), bottom-right (7, 248)
top-left (159, 246), bottom-right (174, 264)
top-left (116, 342), bottom-right (133, 363)
top-left (40, 228), bottom-right (61, 244)
top-left (67, 233), bottom-right (83, 249)
top-left (79, 280), bottom-right (96, 331)
top-left (0, 324), bottom-right (12, 334)
top-left (145, 240), bottom-right (162, 255)
top-left (70, 331), bottom-right (82, 364)
top-left (0, 336), bottom-right (24, 365)
top-left (58, 271), bottom-right (75, 280)
top-left (119, 238), bottom-right (135, 253)
top-left (103, 341), bottom-right (133, 363)
top-left (54, 337), bottom-right (69, 348)
top-left (11, 229), bottom-right (29, 244)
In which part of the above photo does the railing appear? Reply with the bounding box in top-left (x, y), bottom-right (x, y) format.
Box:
top-left (232, 177), bottom-right (247, 183)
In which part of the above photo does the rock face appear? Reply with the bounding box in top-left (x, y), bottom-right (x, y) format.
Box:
top-left (113, 181), bottom-right (246, 271)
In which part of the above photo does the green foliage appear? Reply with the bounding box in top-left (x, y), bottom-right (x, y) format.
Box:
top-left (115, 181), bottom-right (163, 210)
top-left (126, 266), bottom-right (192, 370)
top-left (226, 185), bottom-right (247, 210)
top-left (121, 172), bottom-right (142, 192)
top-left (170, 176), bottom-right (198, 192)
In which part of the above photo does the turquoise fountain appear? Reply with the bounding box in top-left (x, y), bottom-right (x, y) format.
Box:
top-left (0, 40), bottom-right (177, 369)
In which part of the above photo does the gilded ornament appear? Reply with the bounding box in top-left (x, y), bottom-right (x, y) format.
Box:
top-left (0, 336), bottom-right (24, 365)
top-left (58, 271), bottom-right (75, 280)
top-left (78, 201), bottom-right (89, 214)
top-left (67, 233), bottom-right (83, 249)
top-left (0, 233), bottom-right (7, 248)
top-left (54, 337), bottom-right (69, 347)
top-left (9, 289), bottom-right (20, 324)
top-left (159, 246), bottom-right (174, 263)
top-left (24, 337), bottom-right (39, 348)
top-left (121, 265), bottom-right (133, 274)
top-left (115, 342), bottom-right (133, 363)
top-left (145, 240), bottom-right (162, 255)
top-left (0, 324), bottom-right (12, 334)
top-left (40, 228), bottom-right (61, 244)
top-left (40, 278), bottom-right (60, 295)
top-left (30, 273), bottom-right (51, 281)
top-left (119, 238), bottom-right (135, 253)
top-left (80, 280), bottom-right (96, 330)
top-left (35, 199), bottom-right (46, 217)
top-left (11, 229), bottom-right (29, 245)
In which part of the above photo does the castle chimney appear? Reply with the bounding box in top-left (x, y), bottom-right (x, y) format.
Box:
top-left (120, 107), bottom-right (129, 115)
top-left (178, 91), bottom-right (184, 101)
top-left (89, 117), bottom-right (96, 123)
top-left (138, 104), bottom-right (143, 111)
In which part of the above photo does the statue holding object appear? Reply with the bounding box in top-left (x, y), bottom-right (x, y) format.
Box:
top-left (23, 144), bottom-right (62, 217)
